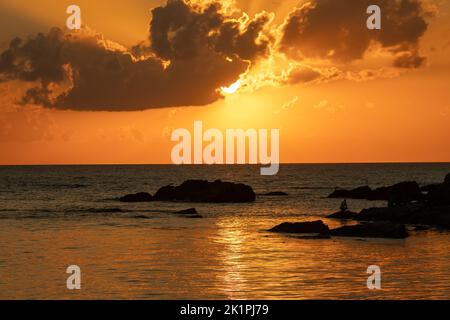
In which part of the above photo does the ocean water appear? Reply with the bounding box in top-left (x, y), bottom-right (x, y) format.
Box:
top-left (0, 163), bottom-right (449, 299)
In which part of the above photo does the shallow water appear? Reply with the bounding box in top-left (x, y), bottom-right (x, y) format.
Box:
top-left (0, 163), bottom-right (449, 299)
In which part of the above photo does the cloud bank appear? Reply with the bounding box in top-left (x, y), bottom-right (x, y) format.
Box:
top-left (0, 0), bottom-right (434, 111)
top-left (0, 0), bottom-right (271, 111)
top-left (280, 0), bottom-right (431, 67)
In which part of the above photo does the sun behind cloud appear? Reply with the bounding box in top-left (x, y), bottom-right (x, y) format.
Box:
top-left (221, 80), bottom-right (242, 95)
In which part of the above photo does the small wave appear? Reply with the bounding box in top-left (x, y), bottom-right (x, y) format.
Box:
top-left (24, 183), bottom-right (89, 189)
top-left (46, 183), bottom-right (89, 189)
top-left (64, 208), bottom-right (124, 214)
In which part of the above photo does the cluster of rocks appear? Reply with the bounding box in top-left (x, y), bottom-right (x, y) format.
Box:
top-left (328, 181), bottom-right (423, 203)
top-left (118, 173), bottom-right (449, 237)
top-left (270, 173), bottom-right (449, 239)
top-left (268, 220), bottom-right (409, 239)
top-left (328, 173), bottom-right (450, 205)
top-left (119, 179), bottom-right (256, 203)
top-left (327, 173), bottom-right (450, 229)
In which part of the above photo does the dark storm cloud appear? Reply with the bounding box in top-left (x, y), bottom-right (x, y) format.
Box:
top-left (280, 0), bottom-right (430, 67)
top-left (150, 0), bottom-right (272, 61)
top-left (0, 0), bottom-right (272, 111)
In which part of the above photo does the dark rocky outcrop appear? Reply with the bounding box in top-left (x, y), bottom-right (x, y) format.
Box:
top-left (153, 180), bottom-right (256, 203)
top-left (330, 222), bottom-right (409, 239)
top-left (119, 192), bottom-right (153, 202)
top-left (262, 191), bottom-right (288, 196)
top-left (328, 181), bottom-right (423, 203)
top-left (268, 220), bottom-right (330, 235)
top-left (326, 211), bottom-right (359, 219)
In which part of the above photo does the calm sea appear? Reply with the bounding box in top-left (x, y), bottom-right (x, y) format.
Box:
top-left (0, 163), bottom-right (449, 299)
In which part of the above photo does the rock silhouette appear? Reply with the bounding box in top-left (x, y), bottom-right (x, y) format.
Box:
top-left (328, 181), bottom-right (423, 203)
top-left (268, 220), bottom-right (330, 235)
top-left (153, 180), bottom-right (256, 203)
top-left (327, 173), bottom-right (450, 229)
top-left (330, 222), bottom-right (409, 239)
top-left (268, 220), bottom-right (409, 239)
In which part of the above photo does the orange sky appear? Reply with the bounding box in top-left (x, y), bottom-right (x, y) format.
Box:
top-left (0, 0), bottom-right (449, 165)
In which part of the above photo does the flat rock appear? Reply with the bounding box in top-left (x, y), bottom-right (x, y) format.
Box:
top-left (268, 220), bottom-right (330, 235)
top-left (330, 222), bottom-right (409, 239)
top-left (327, 210), bottom-right (359, 219)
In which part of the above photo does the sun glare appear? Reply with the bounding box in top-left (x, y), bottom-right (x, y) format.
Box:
top-left (221, 80), bottom-right (241, 95)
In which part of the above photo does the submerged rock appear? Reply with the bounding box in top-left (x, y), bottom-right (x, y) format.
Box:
top-left (133, 215), bottom-right (151, 219)
top-left (330, 222), bottom-right (409, 239)
top-left (268, 220), bottom-right (330, 235)
top-left (119, 192), bottom-right (153, 202)
top-left (263, 191), bottom-right (288, 196)
top-left (174, 208), bottom-right (203, 218)
top-left (153, 180), bottom-right (256, 203)
top-left (175, 208), bottom-right (198, 215)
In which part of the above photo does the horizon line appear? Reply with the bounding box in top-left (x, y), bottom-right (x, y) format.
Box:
top-left (1, 161), bottom-right (450, 166)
